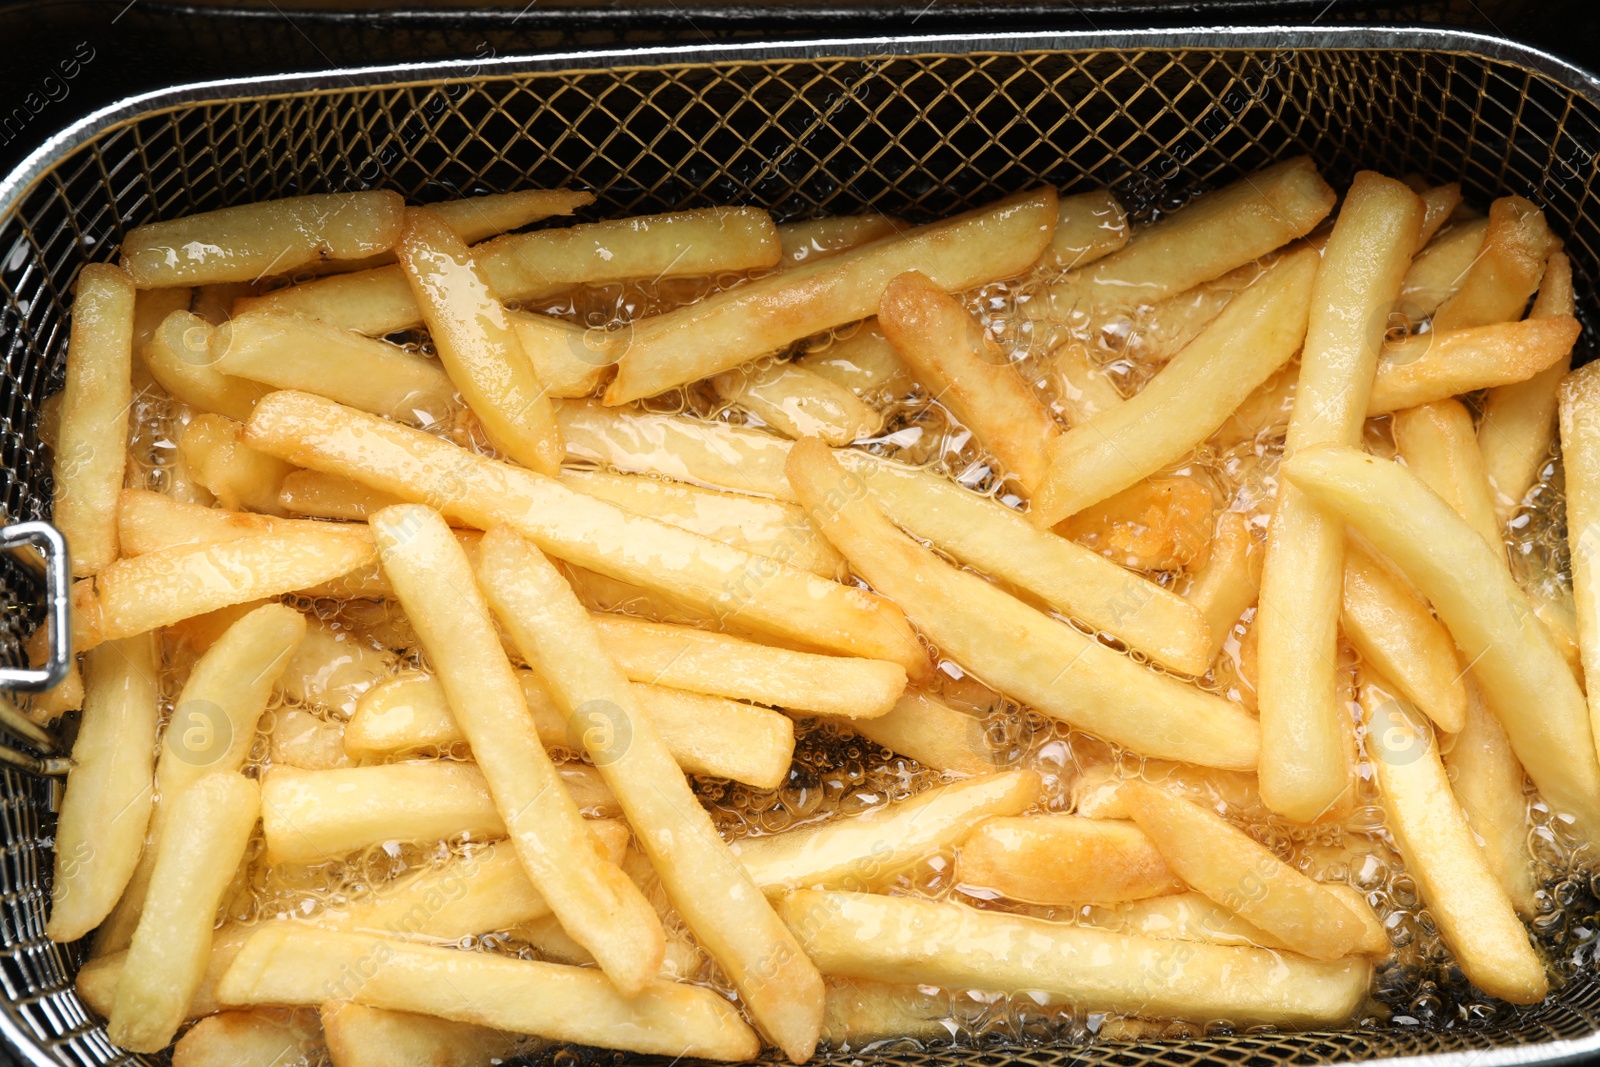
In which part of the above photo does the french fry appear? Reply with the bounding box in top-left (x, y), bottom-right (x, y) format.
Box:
top-left (956, 815), bottom-right (1181, 904)
top-left (109, 773), bottom-right (261, 1053)
top-left (826, 690), bottom-right (999, 776)
top-left (141, 310), bottom-right (273, 422)
top-left (1183, 512), bottom-right (1259, 664)
top-left (787, 439), bottom-right (1260, 768)
top-left (1032, 157), bottom-right (1335, 313)
top-left (1119, 779), bottom-right (1374, 961)
top-left (79, 922), bottom-right (256, 1020)
top-left (606, 188), bottom-right (1058, 403)
top-left (372, 505), bottom-right (665, 994)
top-left (348, 669), bottom-right (795, 788)
top-left (1071, 761), bottom-right (1262, 821)
top-left (54, 263), bottom-right (136, 575)
top-left (778, 214), bottom-right (902, 266)
top-left (120, 191), bottom-right (405, 287)
top-left (321, 1002), bottom-right (520, 1067)
top-left (243, 391), bottom-right (927, 674)
top-left (1370, 315), bottom-right (1581, 415)
top-left (821, 978), bottom-right (954, 1048)
top-left (1433, 196), bottom-right (1558, 332)
top-left (178, 413), bottom-right (296, 514)
top-left (838, 453), bottom-right (1212, 674)
top-left (560, 469), bottom-right (845, 580)
top-left (1444, 681), bottom-right (1537, 915)
top-left (712, 360), bottom-right (885, 446)
top-left (131, 285), bottom-right (193, 351)
top-left (778, 890), bottom-right (1371, 1027)
top-left (1359, 671), bottom-right (1548, 1003)
top-left (1341, 540), bottom-right (1468, 734)
top-left (1039, 188), bottom-right (1129, 272)
top-left (796, 320), bottom-right (910, 399)
top-left (1031, 246), bottom-right (1317, 525)
top-left (1212, 363), bottom-right (1296, 449)
top-left (508, 310), bottom-right (612, 398)
top-left (556, 398), bottom-right (797, 499)
top-left (1562, 359), bottom-right (1600, 752)
top-left (1048, 340), bottom-right (1124, 423)
top-left (1280, 445), bottom-right (1600, 835)
top-left (1397, 217), bottom-right (1487, 318)
top-left (1256, 172), bottom-right (1423, 824)
top-left (1087, 886), bottom-right (1388, 955)
top-left (475, 526), bottom-right (826, 1061)
top-left (279, 469), bottom-right (403, 520)
top-left (191, 281), bottom-right (259, 324)
top-left (396, 208), bottom-right (563, 474)
top-left (212, 309), bottom-right (456, 423)
top-left (216, 926), bottom-right (762, 1061)
top-left (731, 770), bottom-right (1038, 892)
top-left (171, 1009), bottom-right (319, 1067)
top-left (46, 634), bottom-right (160, 942)
top-left (1393, 400), bottom-right (1503, 548)
top-left (118, 486), bottom-right (354, 555)
top-left (266, 708), bottom-right (351, 770)
top-left (1413, 182), bottom-right (1463, 251)
top-left (1057, 474), bottom-right (1215, 573)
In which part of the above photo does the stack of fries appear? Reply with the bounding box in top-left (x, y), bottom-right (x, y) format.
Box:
top-left (32, 160), bottom-right (1597, 1065)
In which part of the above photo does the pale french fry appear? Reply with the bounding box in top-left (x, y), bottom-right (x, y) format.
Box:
top-left (731, 771), bottom-right (1037, 892)
top-left (141, 311), bottom-right (273, 422)
top-left (607, 188), bottom-right (1058, 403)
top-left (1359, 671), bottom-right (1548, 1003)
top-left (1281, 445), bottom-right (1600, 834)
top-left (956, 815), bottom-right (1180, 904)
top-left (778, 215), bottom-right (902, 266)
top-left (371, 505), bottom-right (664, 994)
top-left (1088, 885), bottom-right (1387, 955)
top-left (70, 523), bottom-right (373, 650)
top-left (178, 413), bottom-right (295, 514)
top-left (118, 486), bottom-right (352, 554)
top-left (1531, 581), bottom-right (1585, 678)
top-left (131, 285), bottom-right (193, 351)
top-left (838, 454), bottom-right (1211, 674)
top-left (121, 191), bottom-right (405, 287)
top-left (1397, 217), bottom-right (1487, 318)
top-left (1433, 195), bottom-right (1558, 332)
top-left (245, 392), bottom-right (926, 673)
top-left (779, 890), bottom-right (1371, 1027)
top-left (1032, 246), bottom-right (1316, 525)
top-left (266, 708), bottom-right (351, 770)
top-left (787, 439), bottom-right (1260, 768)
top-left (217, 926), bottom-right (761, 1061)
top-left (821, 978), bottom-right (954, 1048)
top-left (1481, 251), bottom-right (1576, 519)
top-left (213, 310), bottom-right (456, 423)
top-left (1393, 400), bottom-right (1502, 548)
top-left (797, 320), bottom-right (910, 399)
top-left (172, 1009), bottom-right (319, 1067)
top-left (476, 526), bottom-right (825, 1062)
top-left (109, 773), bottom-right (261, 1053)
top-left (1183, 511), bottom-right (1259, 664)
top-left (1038, 188), bottom-right (1129, 272)
top-left (396, 208), bottom-right (563, 474)
top-left (1032, 157), bottom-right (1335, 313)
top-left (1257, 172), bottom-right (1423, 824)
top-left (1212, 362), bottom-right (1296, 449)
top-left (54, 263), bottom-right (136, 575)
top-left (1444, 681), bottom-right (1537, 915)
top-left (80, 922), bottom-right (256, 1021)
top-left (1562, 359), bottom-right (1600, 751)
top-left (1370, 316), bottom-right (1581, 415)
top-left (279, 469), bottom-right (403, 520)
top-left (192, 280), bottom-right (259, 324)
top-left (826, 690), bottom-right (998, 776)
top-left (559, 469), bottom-right (845, 580)
top-left (1341, 540), bottom-right (1468, 734)
top-left (45, 634), bottom-right (160, 942)
top-left (1048, 340), bottom-right (1124, 423)
top-left (1119, 779), bottom-right (1373, 961)
top-left (557, 398), bottom-right (796, 498)
top-left (321, 1001), bottom-right (520, 1067)
top-left (508, 310), bottom-right (612, 398)
top-left (1413, 183), bottom-right (1463, 251)
top-left (1057, 475), bottom-right (1215, 573)
top-left (1071, 761), bottom-right (1262, 821)
top-left (712, 360), bottom-right (885, 446)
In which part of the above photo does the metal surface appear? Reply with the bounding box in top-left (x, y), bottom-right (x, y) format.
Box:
top-left (2, 23), bottom-right (1600, 1067)
top-left (0, 523), bottom-right (69, 695)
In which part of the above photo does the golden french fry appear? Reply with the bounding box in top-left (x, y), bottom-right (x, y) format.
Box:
top-left (244, 391), bottom-right (927, 674)
top-left (1257, 172), bottom-right (1423, 824)
top-left (172, 1009), bottom-right (319, 1067)
top-left (956, 815), bottom-right (1180, 905)
top-left (606, 188), bottom-right (1058, 403)
top-left (779, 889), bottom-right (1371, 1027)
top-left (1033, 157), bottom-right (1334, 313)
top-left (712, 360), bottom-right (885, 446)
top-left (178, 413), bottom-right (296, 514)
top-left (1371, 316), bottom-right (1581, 415)
top-left (373, 504), bottom-right (664, 994)
top-left (1088, 885), bottom-right (1388, 955)
top-left (266, 708), bottom-right (350, 770)
top-left (1071, 760), bottom-right (1262, 821)
top-left (213, 309), bottom-right (455, 424)
top-left (1393, 400), bottom-right (1502, 548)
top-left (1341, 540), bottom-right (1468, 734)
top-left (560, 469), bottom-right (845, 580)
top-left (1032, 246), bottom-right (1317, 525)
top-left (1481, 251), bottom-right (1576, 519)
top-left (778, 215), bottom-right (902, 266)
top-left (1359, 671), bottom-right (1548, 1003)
top-left (731, 771), bottom-right (1038, 892)
top-left (321, 1001), bottom-right (520, 1067)
top-left (787, 439), bottom-right (1259, 768)
top-left (109, 773), bottom-right (261, 1053)
top-left (1056, 474), bottom-right (1215, 573)
top-left (1433, 195), bottom-right (1558, 332)
top-left (1413, 183), bottom-right (1463, 251)
top-left (141, 311), bottom-right (273, 422)
top-left (121, 191), bottom-right (405, 287)
top-left (1397, 217), bottom-right (1487, 318)
top-left (797, 320), bottom-right (910, 399)
top-left (839, 454), bottom-right (1211, 674)
top-left (821, 978), bottom-right (954, 1048)
top-left (46, 634), bottom-right (160, 942)
top-left (1038, 188), bottom-right (1129, 272)
top-left (1562, 359), bottom-right (1600, 753)
top-left (1445, 680), bottom-right (1537, 915)
top-left (218, 926), bottom-right (761, 1060)
top-left (279, 469), bottom-right (403, 520)
top-left (1183, 511), bottom-right (1259, 664)
top-left (79, 922), bottom-right (256, 1021)
top-left (826, 690), bottom-right (998, 776)
top-left (397, 208), bottom-right (562, 474)
top-left (1048, 340), bottom-right (1124, 423)
top-left (54, 263), bottom-right (137, 575)
top-left (508, 310), bottom-right (611, 399)
top-left (475, 526), bottom-right (825, 1061)
top-left (1281, 445), bottom-right (1600, 835)
top-left (1119, 779), bottom-right (1371, 961)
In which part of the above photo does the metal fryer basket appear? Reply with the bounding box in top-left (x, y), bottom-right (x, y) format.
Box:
top-left (3, 23), bottom-right (1600, 1067)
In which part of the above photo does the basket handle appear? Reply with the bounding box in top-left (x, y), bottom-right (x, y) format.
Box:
top-left (0, 521), bottom-right (71, 694)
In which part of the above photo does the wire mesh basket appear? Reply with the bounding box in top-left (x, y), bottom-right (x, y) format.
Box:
top-left (3, 23), bottom-right (1600, 1067)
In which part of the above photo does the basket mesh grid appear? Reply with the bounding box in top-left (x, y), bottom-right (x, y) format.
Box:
top-left (0, 39), bottom-right (1598, 1067)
